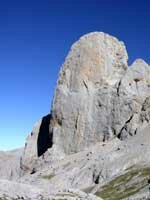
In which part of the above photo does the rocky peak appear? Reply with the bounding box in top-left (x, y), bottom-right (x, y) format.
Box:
top-left (22, 32), bottom-right (150, 170)
top-left (57, 32), bottom-right (128, 91)
top-left (120, 57), bottom-right (150, 98)
top-left (51, 32), bottom-right (129, 154)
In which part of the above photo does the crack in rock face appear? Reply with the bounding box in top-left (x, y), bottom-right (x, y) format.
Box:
top-left (22, 32), bottom-right (150, 171)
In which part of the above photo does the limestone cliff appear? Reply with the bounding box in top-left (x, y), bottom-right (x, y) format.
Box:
top-left (22, 32), bottom-right (150, 169)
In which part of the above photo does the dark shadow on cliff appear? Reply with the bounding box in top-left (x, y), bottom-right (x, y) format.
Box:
top-left (37, 114), bottom-right (53, 157)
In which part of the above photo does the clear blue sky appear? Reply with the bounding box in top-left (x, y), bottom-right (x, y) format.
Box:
top-left (0, 0), bottom-right (149, 150)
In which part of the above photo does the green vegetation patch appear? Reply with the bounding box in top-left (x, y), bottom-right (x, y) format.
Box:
top-left (41, 173), bottom-right (55, 180)
top-left (95, 167), bottom-right (150, 200)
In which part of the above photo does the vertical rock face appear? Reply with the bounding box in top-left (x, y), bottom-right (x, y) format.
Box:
top-left (51, 32), bottom-right (128, 154)
top-left (21, 114), bottom-right (53, 172)
top-left (51, 32), bottom-right (150, 154)
top-left (22, 32), bottom-right (150, 169)
top-left (115, 59), bottom-right (150, 139)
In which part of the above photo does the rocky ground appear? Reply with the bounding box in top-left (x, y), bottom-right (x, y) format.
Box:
top-left (0, 32), bottom-right (150, 200)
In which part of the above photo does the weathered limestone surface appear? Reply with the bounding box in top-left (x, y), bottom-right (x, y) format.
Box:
top-left (117, 59), bottom-right (150, 139)
top-left (0, 180), bottom-right (102, 200)
top-left (13, 125), bottom-right (150, 200)
top-left (51, 32), bottom-right (127, 154)
top-left (20, 120), bottom-right (42, 173)
top-left (0, 148), bottom-right (23, 180)
top-left (50, 32), bottom-right (150, 154)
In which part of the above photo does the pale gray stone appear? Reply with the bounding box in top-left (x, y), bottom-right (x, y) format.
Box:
top-left (51, 32), bottom-right (128, 154)
top-left (0, 148), bottom-right (23, 180)
top-left (50, 33), bottom-right (150, 154)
